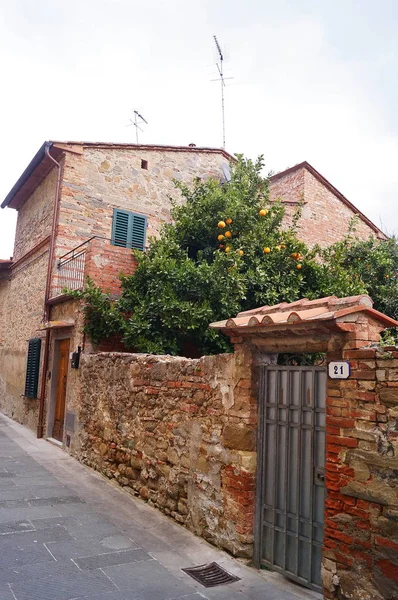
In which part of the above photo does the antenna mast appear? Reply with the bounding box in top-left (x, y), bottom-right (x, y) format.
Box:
top-left (127, 110), bottom-right (148, 144)
top-left (212, 35), bottom-right (229, 149)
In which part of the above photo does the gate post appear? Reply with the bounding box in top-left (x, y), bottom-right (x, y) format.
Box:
top-left (220, 336), bottom-right (260, 557)
top-left (322, 316), bottom-right (398, 599)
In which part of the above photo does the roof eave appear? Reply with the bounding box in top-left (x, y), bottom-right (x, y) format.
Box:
top-left (1, 142), bottom-right (51, 209)
top-left (210, 309), bottom-right (398, 334)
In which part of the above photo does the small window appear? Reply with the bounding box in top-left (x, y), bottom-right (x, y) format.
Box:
top-left (111, 209), bottom-right (147, 250)
top-left (141, 159), bottom-right (148, 170)
top-left (24, 338), bottom-right (42, 399)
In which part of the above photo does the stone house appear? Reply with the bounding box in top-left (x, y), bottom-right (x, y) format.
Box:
top-left (0, 141), bottom-right (232, 438)
top-left (0, 142), bottom-right (386, 444)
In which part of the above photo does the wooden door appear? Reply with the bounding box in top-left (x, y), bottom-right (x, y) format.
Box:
top-left (52, 338), bottom-right (70, 442)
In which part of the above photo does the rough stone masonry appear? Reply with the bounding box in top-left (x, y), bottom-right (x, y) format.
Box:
top-left (322, 346), bottom-right (398, 600)
top-left (76, 342), bottom-right (257, 559)
top-left (75, 339), bottom-right (398, 600)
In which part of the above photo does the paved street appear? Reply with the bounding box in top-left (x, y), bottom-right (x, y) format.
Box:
top-left (0, 414), bottom-right (319, 600)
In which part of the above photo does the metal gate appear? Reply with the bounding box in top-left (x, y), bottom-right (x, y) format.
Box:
top-left (254, 365), bottom-right (326, 591)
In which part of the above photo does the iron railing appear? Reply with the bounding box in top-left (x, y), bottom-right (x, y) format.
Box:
top-left (51, 237), bottom-right (98, 297)
top-left (50, 235), bottom-right (148, 298)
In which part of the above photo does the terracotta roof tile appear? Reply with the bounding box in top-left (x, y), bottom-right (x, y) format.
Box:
top-left (210, 295), bottom-right (398, 331)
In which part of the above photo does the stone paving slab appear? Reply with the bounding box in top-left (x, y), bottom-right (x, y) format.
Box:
top-left (10, 568), bottom-right (117, 600)
top-left (0, 505), bottom-right (63, 524)
top-left (102, 560), bottom-right (197, 599)
top-left (0, 525), bottom-right (73, 548)
top-left (75, 548), bottom-right (150, 570)
top-left (0, 519), bottom-right (35, 534)
top-left (0, 556), bottom-right (80, 585)
top-left (0, 413), bottom-right (319, 600)
top-left (0, 587), bottom-right (15, 600)
top-left (28, 495), bottom-right (85, 506)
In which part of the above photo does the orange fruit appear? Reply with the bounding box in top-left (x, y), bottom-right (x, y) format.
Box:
top-left (225, 231), bottom-right (232, 238)
top-left (225, 246), bottom-right (231, 253)
top-left (218, 221), bottom-right (226, 228)
top-left (259, 209), bottom-right (268, 217)
top-left (296, 263), bottom-right (302, 270)
top-left (281, 243), bottom-right (286, 249)
top-left (217, 234), bottom-right (225, 241)
top-left (263, 247), bottom-right (271, 254)
top-left (226, 217), bottom-right (232, 225)
top-left (275, 245), bottom-right (281, 251)
top-left (237, 249), bottom-right (244, 256)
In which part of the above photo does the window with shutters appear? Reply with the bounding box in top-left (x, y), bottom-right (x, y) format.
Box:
top-left (111, 209), bottom-right (147, 251)
top-left (24, 338), bottom-right (42, 399)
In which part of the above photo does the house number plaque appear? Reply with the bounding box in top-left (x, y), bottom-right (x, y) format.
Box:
top-left (328, 361), bottom-right (350, 379)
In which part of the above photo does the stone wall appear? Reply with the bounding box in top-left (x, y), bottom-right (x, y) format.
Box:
top-left (323, 346), bottom-right (398, 600)
top-left (12, 166), bottom-right (56, 262)
top-left (56, 146), bottom-right (229, 260)
top-left (0, 161), bottom-right (57, 431)
top-left (0, 247), bottom-right (49, 430)
top-left (0, 277), bottom-right (9, 350)
top-left (269, 166), bottom-right (383, 247)
top-left (75, 345), bottom-right (257, 557)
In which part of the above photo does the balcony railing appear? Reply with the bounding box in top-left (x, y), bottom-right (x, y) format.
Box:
top-left (50, 236), bottom-right (143, 300)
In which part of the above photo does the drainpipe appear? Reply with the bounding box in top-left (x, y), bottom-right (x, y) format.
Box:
top-left (37, 143), bottom-right (63, 438)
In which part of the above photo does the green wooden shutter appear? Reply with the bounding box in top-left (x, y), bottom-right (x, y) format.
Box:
top-left (111, 209), bottom-right (147, 250)
top-left (112, 209), bottom-right (130, 247)
top-left (24, 338), bottom-right (42, 399)
top-left (130, 214), bottom-right (147, 250)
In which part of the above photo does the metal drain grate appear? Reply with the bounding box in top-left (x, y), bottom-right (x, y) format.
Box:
top-left (182, 562), bottom-right (241, 588)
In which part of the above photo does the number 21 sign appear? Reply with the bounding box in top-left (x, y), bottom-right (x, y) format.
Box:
top-left (328, 361), bottom-right (350, 379)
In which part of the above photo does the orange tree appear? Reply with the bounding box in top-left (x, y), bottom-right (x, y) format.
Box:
top-left (73, 156), bottom-right (395, 355)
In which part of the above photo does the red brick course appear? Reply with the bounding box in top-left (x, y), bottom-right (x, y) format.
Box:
top-left (323, 345), bottom-right (398, 599)
top-left (84, 238), bottom-right (137, 296)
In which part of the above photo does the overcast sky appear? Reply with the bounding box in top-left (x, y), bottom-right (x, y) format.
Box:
top-left (1, 0), bottom-right (397, 259)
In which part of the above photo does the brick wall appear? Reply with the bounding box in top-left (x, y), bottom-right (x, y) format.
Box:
top-left (323, 346), bottom-right (398, 599)
top-left (74, 342), bottom-right (257, 557)
top-left (83, 237), bottom-right (137, 296)
top-left (269, 167), bottom-right (383, 247)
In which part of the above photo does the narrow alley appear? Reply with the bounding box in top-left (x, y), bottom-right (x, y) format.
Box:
top-left (0, 414), bottom-right (318, 600)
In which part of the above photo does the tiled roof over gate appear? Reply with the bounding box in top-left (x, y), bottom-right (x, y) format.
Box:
top-left (210, 295), bottom-right (398, 331)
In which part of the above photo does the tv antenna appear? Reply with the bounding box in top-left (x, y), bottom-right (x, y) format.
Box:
top-left (126, 110), bottom-right (148, 144)
top-left (211, 35), bottom-right (232, 148)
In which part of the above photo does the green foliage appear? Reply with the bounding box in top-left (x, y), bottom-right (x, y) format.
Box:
top-left (317, 231), bottom-right (398, 344)
top-left (71, 155), bottom-right (397, 355)
top-left (67, 277), bottom-right (124, 344)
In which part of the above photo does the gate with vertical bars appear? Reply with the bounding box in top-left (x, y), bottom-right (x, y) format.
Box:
top-left (254, 365), bottom-right (326, 591)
